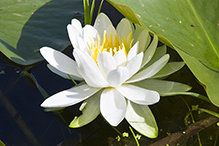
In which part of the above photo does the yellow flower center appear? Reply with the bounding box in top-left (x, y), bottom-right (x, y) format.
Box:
top-left (90, 31), bottom-right (134, 63)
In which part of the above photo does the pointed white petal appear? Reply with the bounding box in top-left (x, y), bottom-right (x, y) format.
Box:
top-left (125, 101), bottom-right (158, 138)
top-left (107, 66), bottom-right (129, 87)
top-left (152, 62), bottom-right (185, 78)
top-left (132, 24), bottom-right (145, 42)
top-left (106, 25), bottom-right (117, 44)
top-left (126, 52), bottom-right (143, 79)
top-left (82, 25), bottom-right (99, 49)
top-left (41, 84), bottom-right (101, 108)
top-left (47, 64), bottom-right (83, 81)
top-left (71, 19), bottom-right (82, 32)
top-left (73, 49), bottom-right (108, 87)
top-left (74, 35), bottom-right (90, 54)
top-left (127, 42), bottom-right (139, 61)
top-left (127, 54), bottom-right (170, 83)
top-left (69, 90), bottom-right (101, 128)
top-left (116, 18), bottom-right (133, 40)
top-left (94, 13), bottom-right (113, 39)
top-left (116, 84), bottom-right (160, 105)
top-left (136, 29), bottom-right (151, 53)
top-left (132, 79), bottom-right (192, 96)
top-left (97, 52), bottom-right (116, 78)
top-left (114, 50), bottom-right (127, 67)
top-left (40, 47), bottom-right (81, 78)
top-left (141, 35), bottom-right (158, 67)
top-left (67, 24), bottom-right (81, 50)
top-left (100, 88), bottom-right (126, 126)
top-left (143, 45), bottom-right (167, 68)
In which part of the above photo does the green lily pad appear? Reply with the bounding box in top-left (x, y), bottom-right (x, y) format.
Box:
top-left (0, 0), bottom-right (83, 65)
top-left (107, 0), bottom-right (219, 107)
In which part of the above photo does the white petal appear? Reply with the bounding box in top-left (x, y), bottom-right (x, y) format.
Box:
top-left (132, 24), bottom-right (145, 42)
top-left (41, 84), bottom-right (101, 108)
top-left (143, 45), bottom-right (167, 68)
top-left (125, 100), bottom-right (158, 138)
top-left (106, 24), bottom-right (117, 44)
top-left (97, 52), bottom-right (116, 78)
top-left (132, 79), bottom-right (192, 96)
top-left (71, 19), bottom-right (82, 32)
top-left (69, 91), bottom-right (101, 128)
top-left (116, 18), bottom-right (133, 40)
top-left (114, 50), bottom-right (127, 67)
top-left (94, 13), bottom-right (113, 39)
top-left (116, 84), bottom-right (160, 105)
top-left (74, 35), bottom-right (90, 54)
top-left (127, 54), bottom-right (170, 83)
top-left (136, 29), bottom-right (151, 53)
top-left (100, 88), bottom-right (126, 126)
top-left (47, 64), bottom-right (83, 81)
top-left (73, 49), bottom-right (108, 87)
top-left (40, 47), bottom-right (81, 78)
top-left (107, 66), bottom-right (129, 87)
top-left (82, 25), bottom-right (99, 49)
top-left (127, 41), bottom-right (139, 61)
top-left (67, 24), bottom-right (81, 50)
top-left (126, 52), bottom-right (143, 79)
top-left (141, 35), bottom-right (158, 67)
top-left (152, 62), bottom-right (185, 78)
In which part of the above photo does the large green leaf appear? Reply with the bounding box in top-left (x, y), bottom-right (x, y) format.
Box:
top-left (107, 0), bottom-right (219, 107)
top-left (0, 0), bottom-right (83, 65)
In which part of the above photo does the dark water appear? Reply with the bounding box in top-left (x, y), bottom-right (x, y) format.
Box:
top-left (0, 0), bottom-right (219, 146)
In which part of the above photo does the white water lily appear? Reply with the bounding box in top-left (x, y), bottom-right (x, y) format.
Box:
top-left (40, 13), bottom-right (191, 138)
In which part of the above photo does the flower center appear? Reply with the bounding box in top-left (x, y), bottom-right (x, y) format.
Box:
top-left (90, 31), bottom-right (134, 63)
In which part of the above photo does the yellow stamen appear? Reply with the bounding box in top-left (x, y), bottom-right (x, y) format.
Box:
top-left (114, 35), bottom-right (119, 48)
top-left (90, 30), bottom-right (134, 64)
top-left (107, 34), bottom-right (113, 48)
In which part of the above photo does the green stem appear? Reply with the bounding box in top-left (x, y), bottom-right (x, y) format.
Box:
top-left (214, 128), bottom-right (219, 146)
top-left (90, 0), bottom-right (96, 24)
top-left (97, 0), bottom-right (104, 16)
top-left (83, 0), bottom-right (90, 25)
top-left (129, 126), bottom-right (140, 146)
top-left (181, 97), bottom-right (202, 146)
top-left (68, 74), bottom-right (78, 86)
top-left (112, 126), bottom-right (122, 136)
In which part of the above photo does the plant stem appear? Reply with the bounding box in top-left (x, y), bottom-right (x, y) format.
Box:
top-left (129, 126), bottom-right (140, 146)
top-left (90, 0), bottom-right (96, 24)
top-left (97, 0), bottom-right (104, 16)
top-left (181, 97), bottom-right (202, 146)
top-left (83, 0), bottom-right (90, 25)
top-left (68, 74), bottom-right (78, 86)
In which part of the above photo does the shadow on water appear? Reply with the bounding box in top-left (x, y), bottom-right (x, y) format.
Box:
top-left (1, 0), bottom-right (84, 66)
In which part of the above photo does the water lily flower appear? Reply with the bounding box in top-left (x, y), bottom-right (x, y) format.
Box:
top-left (40, 13), bottom-right (191, 138)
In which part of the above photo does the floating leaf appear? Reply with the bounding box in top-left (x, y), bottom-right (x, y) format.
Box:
top-left (107, 0), bottom-right (219, 107)
top-left (0, 0), bottom-right (83, 65)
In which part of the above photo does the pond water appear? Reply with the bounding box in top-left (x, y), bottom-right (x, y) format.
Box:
top-left (0, 0), bottom-right (219, 146)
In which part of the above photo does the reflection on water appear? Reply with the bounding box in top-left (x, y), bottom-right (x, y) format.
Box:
top-left (0, 54), bottom-right (78, 145)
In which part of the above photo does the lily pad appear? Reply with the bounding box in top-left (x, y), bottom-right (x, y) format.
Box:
top-left (107, 0), bottom-right (219, 107)
top-left (0, 0), bottom-right (83, 65)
